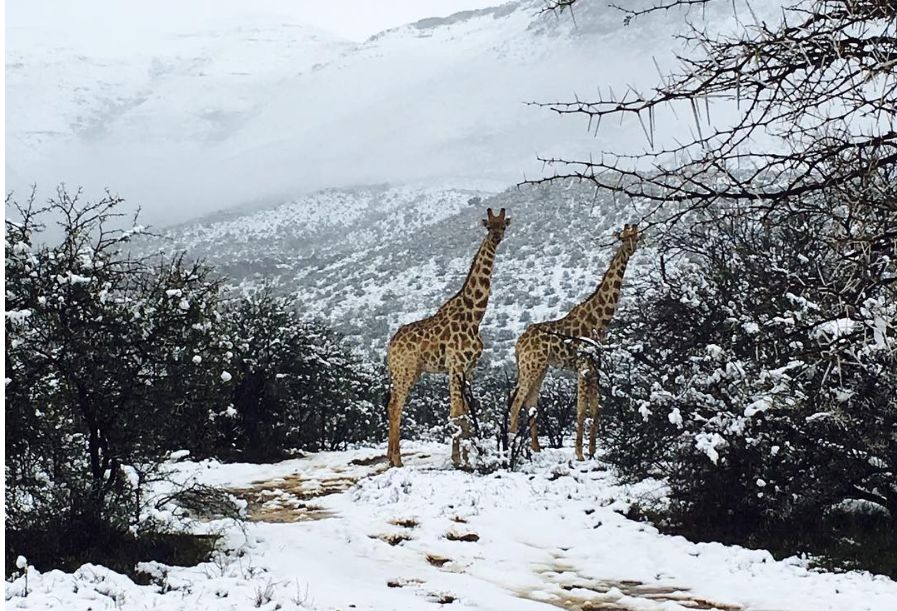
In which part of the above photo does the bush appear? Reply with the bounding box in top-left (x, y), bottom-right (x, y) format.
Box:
top-left (5, 190), bottom-right (227, 568)
top-left (599, 191), bottom-right (896, 571)
top-left (4, 190), bottom-right (385, 574)
top-left (211, 285), bottom-right (384, 461)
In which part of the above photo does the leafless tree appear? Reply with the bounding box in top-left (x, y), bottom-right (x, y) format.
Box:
top-left (532, 0), bottom-right (896, 237)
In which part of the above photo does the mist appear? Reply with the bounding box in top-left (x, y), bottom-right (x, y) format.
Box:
top-left (6, 0), bottom-right (766, 227)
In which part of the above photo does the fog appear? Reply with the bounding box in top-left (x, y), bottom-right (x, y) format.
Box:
top-left (6, 0), bottom-right (767, 227)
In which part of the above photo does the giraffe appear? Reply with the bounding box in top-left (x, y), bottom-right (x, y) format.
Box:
top-left (386, 207), bottom-right (511, 468)
top-left (509, 224), bottom-right (639, 461)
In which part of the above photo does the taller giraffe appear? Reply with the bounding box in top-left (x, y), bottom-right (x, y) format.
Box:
top-left (386, 208), bottom-right (511, 468)
top-left (509, 224), bottom-right (639, 460)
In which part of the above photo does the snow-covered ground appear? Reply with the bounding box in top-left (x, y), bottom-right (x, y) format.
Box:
top-left (7, 442), bottom-right (897, 610)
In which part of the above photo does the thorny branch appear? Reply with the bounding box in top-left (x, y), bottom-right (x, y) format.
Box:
top-left (527, 0), bottom-right (897, 239)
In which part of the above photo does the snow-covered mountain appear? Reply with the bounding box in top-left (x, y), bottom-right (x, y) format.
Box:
top-left (146, 181), bottom-right (652, 363)
top-left (6, 15), bottom-right (351, 218)
top-left (6, 0), bottom-right (748, 226)
top-left (7, 21), bottom-right (350, 155)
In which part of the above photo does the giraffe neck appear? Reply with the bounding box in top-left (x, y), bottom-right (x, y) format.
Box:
top-left (565, 240), bottom-right (636, 336)
top-left (452, 234), bottom-right (498, 326)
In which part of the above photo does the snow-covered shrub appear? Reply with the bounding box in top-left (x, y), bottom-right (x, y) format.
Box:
top-left (213, 285), bottom-right (383, 461)
top-left (5, 189), bottom-right (228, 569)
top-left (532, 374), bottom-right (577, 449)
top-left (395, 364), bottom-right (576, 470)
top-left (601, 186), bottom-right (897, 536)
top-left (536, 0), bottom-right (896, 573)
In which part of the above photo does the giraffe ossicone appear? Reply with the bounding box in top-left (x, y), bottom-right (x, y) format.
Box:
top-left (508, 223), bottom-right (640, 460)
top-left (386, 207), bottom-right (511, 468)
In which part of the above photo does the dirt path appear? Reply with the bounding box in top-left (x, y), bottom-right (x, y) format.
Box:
top-left (228, 454), bottom-right (391, 522)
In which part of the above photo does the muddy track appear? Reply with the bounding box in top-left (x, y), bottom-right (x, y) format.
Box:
top-left (227, 454), bottom-right (395, 522)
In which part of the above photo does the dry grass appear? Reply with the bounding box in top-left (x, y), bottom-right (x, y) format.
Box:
top-left (372, 533), bottom-right (412, 546)
top-left (349, 455), bottom-right (388, 467)
top-left (386, 577), bottom-right (423, 588)
top-left (445, 531), bottom-right (479, 543)
top-left (425, 554), bottom-right (451, 567)
top-left (246, 502), bottom-right (334, 523)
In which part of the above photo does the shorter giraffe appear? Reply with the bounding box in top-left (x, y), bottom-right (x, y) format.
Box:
top-left (509, 224), bottom-right (640, 460)
top-left (386, 208), bottom-right (511, 468)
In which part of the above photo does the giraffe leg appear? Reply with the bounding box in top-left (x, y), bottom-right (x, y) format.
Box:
top-left (386, 365), bottom-right (417, 468)
top-left (461, 357), bottom-right (480, 436)
top-left (529, 414), bottom-right (541, 452)
top-left (509, 361), bottom-right (546, 435)
top-left (526, 372), bottom-right (545, 452)
top-left (508, 381), bottom-right (529, 437)
top-left (448, 368), bottom-right (470, 467)
top-left (574, 370), bottom-right (589, 461)
top-left (588, 373), bottom-right (600, 459)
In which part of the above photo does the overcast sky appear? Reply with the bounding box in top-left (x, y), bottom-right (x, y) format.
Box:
top-left (6, 0), bottom-right (506, 43)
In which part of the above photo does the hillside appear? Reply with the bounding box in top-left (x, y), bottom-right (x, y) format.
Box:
top-left (147, 181), bottom-right (651, 364)
top-left (5, 14), bottom-right (352, 225)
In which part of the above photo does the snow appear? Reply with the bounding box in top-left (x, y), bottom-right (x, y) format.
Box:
top-left (7, 442), bottom-right (896, 610)
top-left (220, 371), bottom-right (233, 382)
top-left (704, 344), bottom-right (724, 359)
top-left (814, 318), bottom-right (857, 340)
top-left (743, 397), bottom-right (772, 418)
top-left (638, 404), bottom-right (653, 421)
top-left (56, 273), bottom-right (92, 285)
top-left (667, 408), bottom-right (683, 427)
top-left (5, 310), bottom-right (33, 323)
top-left (806, 412), bottom-right (834, 423)
top-left (694, 432), bottom-right (726, 464)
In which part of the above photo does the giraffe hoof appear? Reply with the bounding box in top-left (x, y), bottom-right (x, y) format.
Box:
top-left (389, 456), bottom-right (404, 468)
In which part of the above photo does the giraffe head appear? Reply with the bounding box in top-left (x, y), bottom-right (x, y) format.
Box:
top-left (618, 223), bottom-right (640, 250)
top-left (482, 208), bottom-right (511, 243)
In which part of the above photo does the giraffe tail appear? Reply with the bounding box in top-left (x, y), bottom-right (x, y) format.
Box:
top-left (383, 386), bottom-right (392, 411)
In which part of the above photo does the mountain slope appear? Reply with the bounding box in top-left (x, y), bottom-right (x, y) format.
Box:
top-left (5, 16), bottom-right (352, 223)
top-left (7, 18), bottom-right (351, 152)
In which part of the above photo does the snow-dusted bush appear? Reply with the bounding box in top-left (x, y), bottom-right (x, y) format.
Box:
top-left (213, 285), bottom-right (383, 460)
top-left (602, 188), bottom-right (897, 533)
top-left (5, 189), bottom-right (228, 567)
top-left (536, 0), bottom-right (896, 571)
top-left (397, 373), bottom-right (453, 442)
